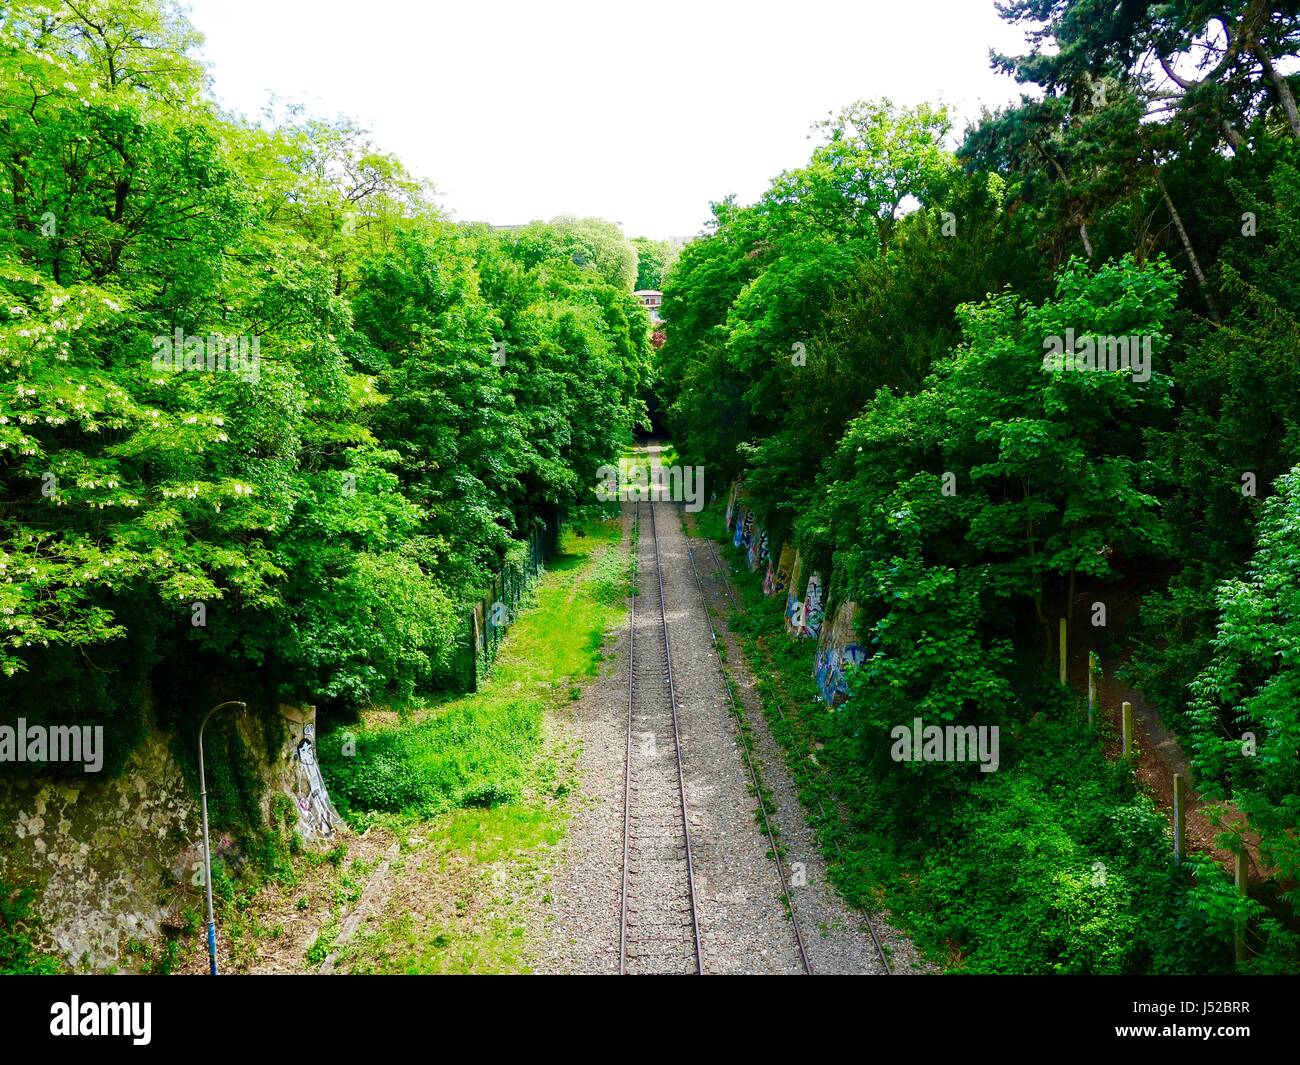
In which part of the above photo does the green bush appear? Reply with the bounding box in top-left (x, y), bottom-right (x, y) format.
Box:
top-left (322, 697), bottom-right (539, 818)
top-left (0, 884), bottom-right (62, 975)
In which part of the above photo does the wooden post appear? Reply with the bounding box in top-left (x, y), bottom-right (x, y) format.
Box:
top-left (1087, 652), bottom-right (1098, 726)
top-left (467, 612), bottom-right (478, 693)
top-left (1058, 618), bottom-right (1067, 685)
top-left (1172, 773), bottom-right (1185, 864)
top-left (1234, 849), bottom-right (1249, 965)
top-left (1121, 701), bottom-right (1134, 757)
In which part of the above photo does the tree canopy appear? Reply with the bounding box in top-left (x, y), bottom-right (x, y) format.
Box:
top-left (0, 0), bottom-right (651, 753)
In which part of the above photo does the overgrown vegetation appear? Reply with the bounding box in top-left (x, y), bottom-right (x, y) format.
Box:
top-left (0, 2), bottom-right (652, 776)
top-left (0, 883), bottom-right (63, 975)
top-left (663, 4), bottom-right (1300, 972)
top-left (320, 519), bottom-right (626, 824)
top-left (703, 513), bottom-right (1254, 973)
top-left (4, 0), bottom-right (1297, 978)
top-left (314, 520), bottom-right (627, 973)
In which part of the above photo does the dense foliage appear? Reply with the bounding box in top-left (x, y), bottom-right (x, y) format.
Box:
top-left (0, 1), bottom-right (652, 765)
top-left (661, 4), bottom-right (1300, 970)
top-left (4, 0), bottom-right (1297, 976)
top-left (631, 236), bottom-right (678, 291)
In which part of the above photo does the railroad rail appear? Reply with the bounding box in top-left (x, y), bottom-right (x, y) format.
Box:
top-left (619, 497), bottom-right (703, 975)
top-left (701, 536), bottom-right (892, 976)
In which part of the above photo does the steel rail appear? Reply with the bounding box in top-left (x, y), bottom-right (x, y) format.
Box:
top-left (703, 537), bottom-right (892, 976)
top-left (682, 525), bottom-right (812, 975)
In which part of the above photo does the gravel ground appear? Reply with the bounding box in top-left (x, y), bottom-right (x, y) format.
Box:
top-left (688, 528), bottom-right (931, 975)
top-left (531, 505), bottom-right (632, 974)
top-left (649, 494), bottom-right (803, 974)
top-left (534, 446), bottom-right (929, 975)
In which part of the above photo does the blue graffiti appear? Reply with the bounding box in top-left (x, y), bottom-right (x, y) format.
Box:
top-left (815, 643), bottom-right (866, 706)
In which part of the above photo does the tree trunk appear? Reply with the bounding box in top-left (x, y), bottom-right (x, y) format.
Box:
top-left (1154, 169), bottom-right (1220, 323)
top-left (1252, 42), bottom-right (1300, 138)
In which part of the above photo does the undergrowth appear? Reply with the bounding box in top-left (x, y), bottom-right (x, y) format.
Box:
top-left (693, 501), bottom-right (1246, 974)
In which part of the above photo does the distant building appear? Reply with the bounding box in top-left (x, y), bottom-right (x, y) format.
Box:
top-left (634, 289), bottom-right (663, 324)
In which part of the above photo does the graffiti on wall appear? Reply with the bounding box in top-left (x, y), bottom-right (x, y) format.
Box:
top-left (725, 481), bottom-right (740, 532)
top-left (762, 541), bottom-right (778, 594)
top-left (776, 544), bottom-right (794, 595)
top-left (283, 714), bottom-right (344, 840)
top-left (814, 600), bottom-right (865, 706)
top-left (739, 509), bottom-right (755, 558)
top-left (747, 526), bottom-right (767, 572)
top-left (797, 572), bottom-right (825, 639)
top-left (765, 543), bottom-right (795, 596)
top-left (784, 552), bottom-right (804, 630)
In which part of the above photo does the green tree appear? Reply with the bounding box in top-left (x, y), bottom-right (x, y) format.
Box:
top-left (631, 236), bottom-right (678, 290)
top-left (1189, 465), bottom-right (1300, 885)
top-left (507, 215), bottom-right (638, 290)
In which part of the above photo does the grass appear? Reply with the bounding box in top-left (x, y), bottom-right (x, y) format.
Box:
top-left (333, 805), bottom-right (565, 974)
top-left (312, 516), bottom-right (628, 973)
top-left (305, 918), bottom-right (340, 965)
top-left (652, 441), bottom-right (679, 468)
top-left (320, 518), bottom-right (626, 822)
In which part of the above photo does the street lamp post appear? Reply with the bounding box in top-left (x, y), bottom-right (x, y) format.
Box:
top-left (198, 700), bottom-right (246, 976)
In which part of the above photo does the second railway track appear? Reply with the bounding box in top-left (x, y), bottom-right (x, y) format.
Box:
top-left (682, 529), bottom-right (812, 975)
top-left (699, 535), bottom-right (892, 976)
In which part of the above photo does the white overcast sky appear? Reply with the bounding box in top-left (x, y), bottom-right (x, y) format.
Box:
top-left (184, 0), bottom-right (1033, 239)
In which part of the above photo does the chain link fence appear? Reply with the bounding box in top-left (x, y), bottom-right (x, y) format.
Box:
top-left (457, 511), bottom-right (560, 691)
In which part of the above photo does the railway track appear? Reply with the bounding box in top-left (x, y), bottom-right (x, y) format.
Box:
top-left (682, 529), bottom-right (812, 975)
top-left (699, 535), bottom-right (892, 976)
top-left (619, 497), bottom-right (703, 974)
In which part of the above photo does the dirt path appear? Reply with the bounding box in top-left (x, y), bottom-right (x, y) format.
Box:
top-left (1063, 594), bottom-right (1265, 882)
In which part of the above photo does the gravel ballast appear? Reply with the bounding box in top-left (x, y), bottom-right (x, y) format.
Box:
top-left (533, 447), bottom-right (925, 974)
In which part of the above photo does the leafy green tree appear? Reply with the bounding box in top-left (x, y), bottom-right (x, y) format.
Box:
top-left (507, 215), bottom-right (638, 290)
top-left (994, 0), bottom-right (1300, 144)
top-left (658, 100), bottom-right (957, 490)
top-left (802, 256), bottom-right (1179, 822)
top-left (1188, 465), bottom-right (1300, 884)
top-left (0, 0), bottom-right (652, 733)
top-left (631, 236), bottom-right (678, 290)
